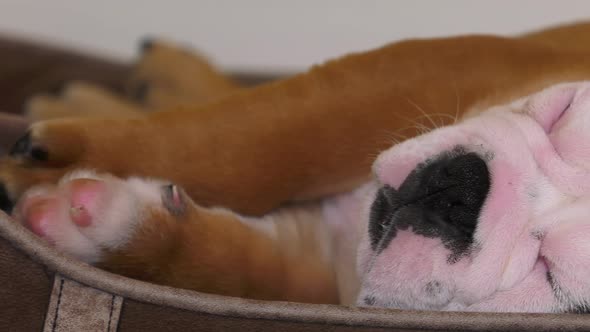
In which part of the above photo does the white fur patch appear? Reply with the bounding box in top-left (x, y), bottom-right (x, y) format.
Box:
top-left (17, 170), bottom-right (174, 264)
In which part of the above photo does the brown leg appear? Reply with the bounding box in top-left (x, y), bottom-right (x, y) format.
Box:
top-left (521, 21), bottom-right (590, 52)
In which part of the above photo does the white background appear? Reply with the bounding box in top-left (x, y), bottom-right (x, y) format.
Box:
top-left (0, 1), bottom-right (589, 73)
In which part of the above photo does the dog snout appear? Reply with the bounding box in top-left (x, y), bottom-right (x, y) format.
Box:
top-left (409, 152), bottom-right (490, 234)
top-left (368, 185), bottom-right (400, 250)
top-left (369, 149), bottom-right (490, 258)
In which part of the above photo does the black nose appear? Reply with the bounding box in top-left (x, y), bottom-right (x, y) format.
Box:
top-left (0, 183), bottom-right (14, 214)
top-left (369, 149), bottom-right (490, 258)
top-left (404, 151), bottom-right (490, 212)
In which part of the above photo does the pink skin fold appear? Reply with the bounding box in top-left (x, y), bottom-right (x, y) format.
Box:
top-left (355, 82), bottom-right (590, 312)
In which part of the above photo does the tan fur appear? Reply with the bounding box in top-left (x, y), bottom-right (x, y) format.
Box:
top-left (98, 204), bottom-right (339, 303)
top-left (8, 22), bottom-right (590, 303)
top-left (25, 82), bottom-right (144, 122)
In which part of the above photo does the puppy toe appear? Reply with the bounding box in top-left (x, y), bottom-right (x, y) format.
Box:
top-left (67, 178), bottom-right (107, 227)
top-left (13, 173), bottom-right (125, 263)
top-left (9, 122), bottom-right (77, 165)
top-left (9, 130), bottom-right (49, 161)
top-left (9, 131), bottom-right (31, 156)
top-left (16, 189), bottom-right (99, 262)
top-left (21, 196), bottom-right (60, 238)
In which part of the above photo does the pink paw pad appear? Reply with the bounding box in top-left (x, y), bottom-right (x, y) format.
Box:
top-left (21, 196), bottom-right (60, 239)
top-left (67, 178), bottom-right (106, 227)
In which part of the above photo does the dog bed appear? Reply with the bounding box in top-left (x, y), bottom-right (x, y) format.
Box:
top-left (0, 37), bottom-right (589, 332)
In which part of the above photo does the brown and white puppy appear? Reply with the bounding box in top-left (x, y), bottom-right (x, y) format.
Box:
top-left (5, 22), bottom-right (590, 308)
top-left (13, 81), bottom-right (590, 313)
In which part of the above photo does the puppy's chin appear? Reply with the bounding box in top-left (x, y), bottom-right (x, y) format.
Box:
top-left (357, 81), bottom-right (590, 313)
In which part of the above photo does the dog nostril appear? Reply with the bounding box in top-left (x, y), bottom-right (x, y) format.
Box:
top-left (424, 153), bottom-right (488, 196)
top-left (368, 185), bottom-right (400, 250)
top-left (0, 183), bottom-right (14, 214)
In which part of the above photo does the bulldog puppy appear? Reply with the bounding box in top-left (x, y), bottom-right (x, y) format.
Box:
top-left (7, 22), bottom-right (590, 308)
top-left (359, 81), bottom-right (590, 313)
top-left (13, 82), bottom-right (590, 312)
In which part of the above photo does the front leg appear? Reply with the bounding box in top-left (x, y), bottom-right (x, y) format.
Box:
top-left (11, 170), bottom-right (339, 303)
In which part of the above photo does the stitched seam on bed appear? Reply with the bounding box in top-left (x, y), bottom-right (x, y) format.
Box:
top-left (51, 278), bottom-right (65, 332)
top-left (107, 294), bottom-right (115, 332)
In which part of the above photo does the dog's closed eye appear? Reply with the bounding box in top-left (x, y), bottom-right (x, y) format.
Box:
top-left (161, 184), bottom-right (186, 216)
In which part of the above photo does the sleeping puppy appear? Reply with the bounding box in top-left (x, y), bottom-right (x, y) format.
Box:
top-left (11, 81), bottom-right (590, 312)
top-left (6, 22), bottom-right (590, 311)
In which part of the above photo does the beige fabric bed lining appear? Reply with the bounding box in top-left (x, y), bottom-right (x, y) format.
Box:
top-left (1, 211), bottom-right (589, 331)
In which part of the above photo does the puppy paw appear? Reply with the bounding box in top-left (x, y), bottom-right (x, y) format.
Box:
top-left (9, 119), bottom-right (89, 166)
top-left (127, 38), bottom-right (239, 109)
top-left (11, 171), bottom-right (136, 262)
top-left (25, 81), bottom-right (144, 122)
top-left (0, 115), bottom-right (149, 211)
top-left (11, 170), bottom-right (185, 264)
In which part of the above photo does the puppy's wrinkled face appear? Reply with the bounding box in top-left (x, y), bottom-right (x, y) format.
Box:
top-left (359, 82), bottom-right (590, 313)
